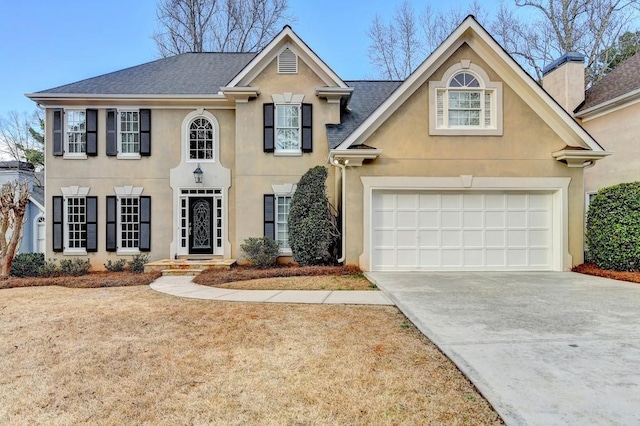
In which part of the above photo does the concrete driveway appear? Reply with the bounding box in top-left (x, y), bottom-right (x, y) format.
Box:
top-left (367, 272), bottom-right (640, 426)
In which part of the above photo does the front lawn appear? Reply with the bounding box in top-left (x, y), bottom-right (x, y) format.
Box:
top-left (0, 285), bottom-right (502, 424)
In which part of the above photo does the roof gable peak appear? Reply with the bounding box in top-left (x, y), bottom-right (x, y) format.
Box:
top-left (226, 26), bottom-right (348, 88)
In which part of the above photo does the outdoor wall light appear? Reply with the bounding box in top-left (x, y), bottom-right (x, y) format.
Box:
top-left (193, 163), bottom-right (203, 184)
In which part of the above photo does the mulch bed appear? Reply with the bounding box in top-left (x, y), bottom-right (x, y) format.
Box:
top-left (193, 264), bottom-right (362, 286)
top-left (572, 263), bottom-right (640, 284)
top-left (0, 272), bottom-right (162, 290)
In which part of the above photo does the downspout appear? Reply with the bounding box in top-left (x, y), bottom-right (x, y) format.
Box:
top-left (331, 158), bottom-right (348, 263)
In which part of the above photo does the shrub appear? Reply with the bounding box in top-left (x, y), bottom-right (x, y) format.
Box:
top-left (586, 182), bottom-right (640, 271)
top-left (288, 166), bottom-right (340, 266)
top-left (59, 258), bottom-right (91, 276)
top-left (39, 259), bottom-right (60, 277)
top-left (10, 253), bottom-right (45, 277)
top-left (240, 237), bottom-right (280, 268)
top-left (128, 254), bottom-right (149, 273)
top-left (104, 259), bottom-right (127, 272)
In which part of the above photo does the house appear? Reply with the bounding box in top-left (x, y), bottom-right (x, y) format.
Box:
top-left (575, 52), bottom-right (640, 203)
top-left (26, 16), bottom-right (610, 272)
top-left (0, 161), bottom-right (45, 254)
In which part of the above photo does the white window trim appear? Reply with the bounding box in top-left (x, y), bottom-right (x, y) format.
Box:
top-left (117, 109), bottom-right (141, 160)
top-left (63, 109), bottom-right (88, 160)
top-left (183, 109), bottom-right (219, 163)
top-left (272, 183), bottom-right (297, 255)
top-left (60, 186), bottom-right (90, 255)
top-left (429, 61), bottom-right (503, 136)
top-left (115, 186), bottom-right (144, 255)
top-left (272, 93), bottom-right (304, 156)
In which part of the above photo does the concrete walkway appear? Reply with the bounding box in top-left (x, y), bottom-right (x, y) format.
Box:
top-left (368, 271), bottom-right (640, 426)
top-left (150, 275), bottom-right (394, 305)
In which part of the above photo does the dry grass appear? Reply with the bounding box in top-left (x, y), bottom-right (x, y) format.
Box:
top-left (573, 263), bottom-right (640, 284)
top-left (0, 272), bottom-right (161, 290)
top-left (0, 286), bottom-right (502, 425)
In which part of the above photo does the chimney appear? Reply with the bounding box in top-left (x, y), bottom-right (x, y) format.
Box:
top-left (542, 52), bottom-right (585, 114)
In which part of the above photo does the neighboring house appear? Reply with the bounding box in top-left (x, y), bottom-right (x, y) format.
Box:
top-left (26, 16), bottom-right (609, 272)
top-left (0, 161), bottom-right (45, 254)
top-left (576, 52), bottom-right (640, 204)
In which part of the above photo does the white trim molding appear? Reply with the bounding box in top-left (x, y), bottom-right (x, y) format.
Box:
top-left (359, 176), bottom-right (572, 272)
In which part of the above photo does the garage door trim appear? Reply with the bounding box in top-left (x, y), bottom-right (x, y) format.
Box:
top-left (360, 176), bottom-right (571, 272)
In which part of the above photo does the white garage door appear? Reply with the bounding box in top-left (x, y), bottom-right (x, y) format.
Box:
top-left (371, 191), bottom-right (553, 271)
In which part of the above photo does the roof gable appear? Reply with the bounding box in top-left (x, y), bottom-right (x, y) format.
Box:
top-left (226, 26), bottom-right (348, 89)
top-left (334, 15), bottom-right (604, 153)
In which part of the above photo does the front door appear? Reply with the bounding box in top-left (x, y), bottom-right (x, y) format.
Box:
top-left (189, 197), bottom-right (214, 254)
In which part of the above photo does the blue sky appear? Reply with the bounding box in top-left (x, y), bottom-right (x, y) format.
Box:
top-left (0, 0), bottom-right (486, 116)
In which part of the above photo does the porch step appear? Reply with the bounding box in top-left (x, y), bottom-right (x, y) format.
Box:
top-left (161, 268), bottom-right (204, 276)
top-left (145, 258), bottom-right (236, 275)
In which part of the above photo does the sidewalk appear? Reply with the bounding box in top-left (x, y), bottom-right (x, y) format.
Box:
top-left (150, 275), bottom-right (394, 305)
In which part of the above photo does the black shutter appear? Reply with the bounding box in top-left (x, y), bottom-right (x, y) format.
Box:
top-left (106, 196), bottom-right (117, 251)
top-left (140, 109), bottom-right (151, 156)
top-left (106, 109), bottom-right (117, 156)
top-left (263, 103), bottom-right (274, 152)
top-left (86, 109), bottom-right (98, 156)
top-left (52, 196), bottom-right (63, 252)
top-left (53, 109), bottom-right (63, 156)
top-left (264, 194), bottom-right (275, 240)
top-left (86, 196), bottom-right (98, 252)
top-left (301, 103), bottom-right (313, 152)
top-left (139, 196), bottom-right (151, 251)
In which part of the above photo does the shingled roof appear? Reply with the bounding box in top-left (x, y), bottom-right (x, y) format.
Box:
top-left (579, 52), bottom-right (640, 112)
top-left (326, 80), bottom-right (402, 149)
top-left (34, 52), bottom-right (257, 95)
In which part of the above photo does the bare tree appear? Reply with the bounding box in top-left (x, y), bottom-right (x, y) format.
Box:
top-left (0, 180), bottom-right (29, 277)
top-left (367, 0), bottom-right (640, 84)
top-left (153, 0), bottom-right (294, 56)
top-left (368, 0), bottom-right (489, 79)
top-left (0, 111), bottom-right (43, 168)
top-left (507, 0), bottom-right (640, 84)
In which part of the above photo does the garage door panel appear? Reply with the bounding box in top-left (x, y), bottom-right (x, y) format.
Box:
top-left (397, 211), bottom-right (418, 227)
top-left (419, 230), bottom-right (439, 247)
top-left (442, 212), bottom-right (462, 227)
top-left (486, 230), bottom-right (505, 247)
top-left (464, 211), bottom-right (483, 227)
top-left (372, 191), bottom-right (554, 271)
top-left (441, 230), bottom-right (462, 247)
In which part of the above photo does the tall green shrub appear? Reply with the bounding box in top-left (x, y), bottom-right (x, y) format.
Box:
top-left (288, 166), bottom-right (339, 265)
top-left (586, 182), bottom-right (640, 271)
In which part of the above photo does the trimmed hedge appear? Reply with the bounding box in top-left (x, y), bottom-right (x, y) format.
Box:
top-left (288, 166), bottom-right (339, 266)
top-left (586, 182), bottom-right (640, 271)
top-left (10, 253), bottom-right (45, 277)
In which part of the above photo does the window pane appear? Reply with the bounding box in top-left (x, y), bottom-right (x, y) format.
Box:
top-left (120, 111), bottom-right (140, 154)
top-left (276, 196), bottom-right (292, 249)
top-left (66, 111), bottom-right (86, 153)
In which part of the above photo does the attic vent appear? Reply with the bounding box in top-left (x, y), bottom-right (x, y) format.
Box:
top-left (278, 48), bottom-right (298, 74)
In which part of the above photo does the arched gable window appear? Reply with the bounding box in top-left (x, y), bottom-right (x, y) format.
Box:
top-left (430, 62), bottom-right (503, 136)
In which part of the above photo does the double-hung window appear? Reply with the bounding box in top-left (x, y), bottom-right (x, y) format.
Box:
top-left (106, 188), bottom-right (151, 253)
top-left (264, 184), bottom-right (296, 255)
top-left (119, 110), bottom-right (140, 156)
top-left (119, 196), bottom-right (140, 252)
top-left (429, 63), bottom-right (502, 136)
top-left (276, 195), bottom-right (292, 251)
top-left (275, 104), bottom-right (301, 153)
top-left (52, 187), bottom-right (97, 254)
top-left (66, 110), bottom-right (86, 154)
top-left (66, 197), bottom-right (87, 250)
